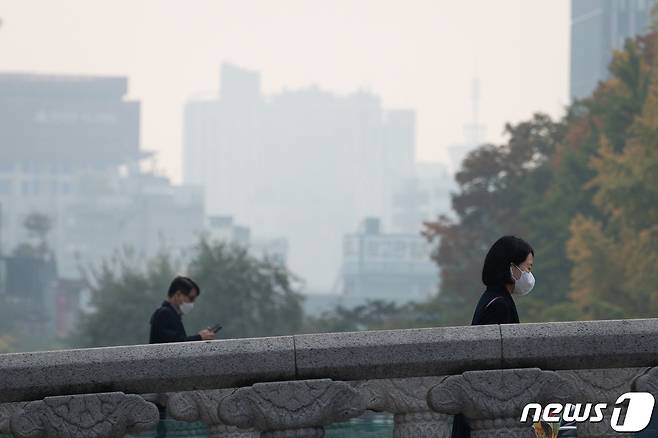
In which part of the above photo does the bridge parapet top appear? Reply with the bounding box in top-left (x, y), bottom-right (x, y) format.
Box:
top-left (0, 318), bottom-right (656, 404)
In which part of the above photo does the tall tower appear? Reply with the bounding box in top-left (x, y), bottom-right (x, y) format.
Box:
top-left (448, 78), bottom-right (487, 175)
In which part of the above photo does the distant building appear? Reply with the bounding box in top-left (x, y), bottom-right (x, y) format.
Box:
top-left (251, 237), bottom-right (288, 266)
top-left (340, 218), bottom-right (438, 305)
top-left (207, 215), bottom-right (251, 246)
top-left (391, 162), bottom-right (454, 233)
top-left (206, 215), bottom-right (288, 265)
top-left (1, 252), bottom-right (57, 335)
top-left (61, 171), bottom-right (205, 274)
top-left (0, 73), bottom-right (140, 266)
top-left (0, 73), bottom-right (208, 339)
top-left (0, 73), bottom-right (140, 168)
top-left (448, 79), bottom-right (486, 175)
top-left (184, 63), bottom-right (416, 290)
top-left (570, 0), bottom-right (654, 101)
top-left (0, 73), bottom-right (205, 277)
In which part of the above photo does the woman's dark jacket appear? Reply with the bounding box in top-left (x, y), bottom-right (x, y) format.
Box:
top-left (452, 283), bottom-right (519, 437)
top-left (471, 283), bottom-right (519, 325)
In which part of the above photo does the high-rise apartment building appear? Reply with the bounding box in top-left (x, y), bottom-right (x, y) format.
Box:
top-left (571, 0), bottom-right (654, 100)
top-left (184, 64), bottom-right (416, 290)
top-left (0, 73), bottom-right (204, 278)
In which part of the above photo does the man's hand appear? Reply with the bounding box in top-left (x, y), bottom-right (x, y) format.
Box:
top-left (199, 328), bottom-right (215, 340)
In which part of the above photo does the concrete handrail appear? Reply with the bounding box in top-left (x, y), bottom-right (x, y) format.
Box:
top-left (0, 318), bottom-right (656, 403)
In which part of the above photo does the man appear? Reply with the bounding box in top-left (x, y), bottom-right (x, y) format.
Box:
top-left (149, 276), bottom-right (215, 437)
top-left (149, 276), bottom-right (215, 343)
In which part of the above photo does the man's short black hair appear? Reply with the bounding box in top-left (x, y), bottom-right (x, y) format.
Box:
top-left (167, 276), bottom-right (201, 297)
top-left (481, 236), bottom-right (534, 286)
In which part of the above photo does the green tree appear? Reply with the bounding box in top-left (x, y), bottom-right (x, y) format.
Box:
top-left (74, 237), bottom-right (304, 347)
top-left (185, 239), bottom-right (304, 339)
top-left (74, 249), bottom-right (176, 347)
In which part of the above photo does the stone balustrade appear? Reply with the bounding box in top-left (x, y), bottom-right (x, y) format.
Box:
top-left (0, 318), bottom-right (656, 437)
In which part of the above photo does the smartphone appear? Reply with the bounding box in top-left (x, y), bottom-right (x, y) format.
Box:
top-left (210, 323), bottom-right (223, 333)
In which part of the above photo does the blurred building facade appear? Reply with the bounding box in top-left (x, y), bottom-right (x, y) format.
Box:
top-left (0, 73), bottom-right (140, 267)
top-left (184, 63), bottom-right (416, 291)
top-left (61, 171), bottom-right (205, 274)
top-left (570, 0), bottom-right (654, 100)
top-left (391, 162), bottom-right (454, 233)
top-left (340, 218), bottom-right (437, 305)
top-left (0, 73), bottom-right (206, 277)
top-left (447, 79), bottom-right (486, 176)
top-left (206, 215), bottom-right (288, 265)
top-left (0, 73), bottom-right (205, 337)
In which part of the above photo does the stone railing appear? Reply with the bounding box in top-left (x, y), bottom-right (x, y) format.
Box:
top-left (0, 319), bottom-right (657, 437)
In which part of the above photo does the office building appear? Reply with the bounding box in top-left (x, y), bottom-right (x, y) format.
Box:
top-left (184, 64), bottom-right (416, 290)
top-left (340, 218), bottom-right (438, 305)
top-left (0, 73), bottom-right (205, 277)
top-left (571, 0), bottom-right (654, 100)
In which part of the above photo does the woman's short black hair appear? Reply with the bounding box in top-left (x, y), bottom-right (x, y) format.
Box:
top-left (481, 236), bottom-right (534, 286)
top-left (167, 276), bottom-right (201, 297)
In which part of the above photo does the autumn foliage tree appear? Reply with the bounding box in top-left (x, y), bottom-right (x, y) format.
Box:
top-left (425, 26), bottom-right (658, 325)
top-left (423, 114), bottom-right (566, 324)
top-left (567, 34), bottom-right (658, 318)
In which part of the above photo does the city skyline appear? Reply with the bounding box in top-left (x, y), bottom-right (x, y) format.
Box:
top-left (0, 0), bottom-right (569, 183)
top-left (184, 63), bottom-right (418, 290)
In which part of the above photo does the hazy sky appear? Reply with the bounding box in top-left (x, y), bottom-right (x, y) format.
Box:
top-left (0, 0), bottom-right (569, 183)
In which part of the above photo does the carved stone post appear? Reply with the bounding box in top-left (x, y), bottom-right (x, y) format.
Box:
top-left (3, 392), bottom-right (159, 438)
top-left (633, 366), bottom-right (658, 396)
top-left (0, 402), bottom-right (27, 436)
top-left (560, 367), bottom-right (648, 438)
top-left (633, 366), bottom-right (658, 436)
top-left (356, 376), bottom-right (451, 437)
top-left (168, 389), bottom-right (258, 437)
top-left (428, 368), bottom-right (571, 438)
top-left (219, 379), bottom-right (365, 437)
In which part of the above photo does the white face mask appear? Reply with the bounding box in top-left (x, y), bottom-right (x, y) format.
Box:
top-left (179, 302), bottom-right (194, 314)
top-left (510, 264), bottom-right (535, 296)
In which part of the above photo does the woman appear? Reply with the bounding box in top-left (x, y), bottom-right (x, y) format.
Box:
top-left (472, 235), bottom-right (535, 325)
top-left (452, 235), bottom-right (535, 438)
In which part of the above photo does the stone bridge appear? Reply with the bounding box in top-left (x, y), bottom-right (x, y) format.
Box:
top-left (0, 319), bottom-right (657, 437)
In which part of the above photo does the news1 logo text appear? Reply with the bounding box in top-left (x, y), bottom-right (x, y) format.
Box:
top-left (521, 392), bottom-right (655, 433)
